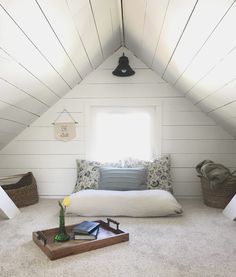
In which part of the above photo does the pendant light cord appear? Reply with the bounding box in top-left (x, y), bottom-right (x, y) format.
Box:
top-left (120, 0), bottom-right (125, 47)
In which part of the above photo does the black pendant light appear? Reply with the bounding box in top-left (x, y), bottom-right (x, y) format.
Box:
top-left (112, 1), bottom-right (135, 77)
top-left (112, 53), bottom-right (135, 77)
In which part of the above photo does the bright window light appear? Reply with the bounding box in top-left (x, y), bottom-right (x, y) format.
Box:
top-left (92, 111), bottom-right (153, 162)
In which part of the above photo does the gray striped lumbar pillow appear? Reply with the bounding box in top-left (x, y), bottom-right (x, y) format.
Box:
top-left (99, 167), bottom-right (147, 191)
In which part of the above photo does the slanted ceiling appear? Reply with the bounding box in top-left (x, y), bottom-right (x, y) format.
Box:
top-left (0, 0), bottom-right (121, 150)
top-left (0, 0), bottom-right (236, 150)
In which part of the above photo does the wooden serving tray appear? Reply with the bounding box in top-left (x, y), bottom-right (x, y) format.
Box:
top-left (32, 219), bottom-right (129, 260)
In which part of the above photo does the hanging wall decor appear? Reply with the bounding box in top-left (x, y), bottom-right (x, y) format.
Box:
top-left (53, 109), bottom-right (78, 142)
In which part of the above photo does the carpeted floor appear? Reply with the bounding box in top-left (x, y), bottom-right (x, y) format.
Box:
top-left (0, 199), bottom-right (235, 277)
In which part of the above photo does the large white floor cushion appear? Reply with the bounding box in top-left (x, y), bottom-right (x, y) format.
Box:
top-left (67, 190), bottom-right (183, 217)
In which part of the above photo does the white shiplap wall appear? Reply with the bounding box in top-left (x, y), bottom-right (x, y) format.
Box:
top-left (0, 48), bottom-right (235, 198)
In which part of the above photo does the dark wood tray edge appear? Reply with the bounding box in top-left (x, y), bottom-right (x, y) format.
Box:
top-left (33, 220), bottom-right (129, 260)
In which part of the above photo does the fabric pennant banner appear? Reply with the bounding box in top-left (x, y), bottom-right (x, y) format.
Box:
top-left (54, 122), bottom-right (76, 142)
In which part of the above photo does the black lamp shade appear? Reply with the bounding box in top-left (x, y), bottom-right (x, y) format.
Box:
top-left (112, 53), bottom-right (135, 77)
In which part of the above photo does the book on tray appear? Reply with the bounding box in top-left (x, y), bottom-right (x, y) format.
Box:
top-left (74, 227), bottom-right (99, 240)
top-left (73, 221), bottom-right (100, 235)
top-left (73, 221), bottom-right (100, 240)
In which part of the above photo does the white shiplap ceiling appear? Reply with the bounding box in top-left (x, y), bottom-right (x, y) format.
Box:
top-left (0, 0), bottom-right (236, 150)
top-left (123, 0), bottom-right (236, 138)
top-left (0, 0), bottom-right (121, 150)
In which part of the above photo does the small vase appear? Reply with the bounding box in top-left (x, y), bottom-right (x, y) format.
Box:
top-left (54, 202), bottom-right (70, 242)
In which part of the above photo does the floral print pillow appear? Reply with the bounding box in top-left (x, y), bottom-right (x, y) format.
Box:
top-left (146, 156), bottom-right (172, 192)
top-left (123, 157), bottom-right (149, 168)
top-left (73, 159), bottom-right (122, 192)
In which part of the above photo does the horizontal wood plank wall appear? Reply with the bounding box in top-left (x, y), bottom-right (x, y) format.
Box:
top-left (0, 48), bottom-right (234, 198)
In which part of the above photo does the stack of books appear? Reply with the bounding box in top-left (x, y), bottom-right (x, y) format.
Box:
top-left (73, 221), bottom-right (100, 240)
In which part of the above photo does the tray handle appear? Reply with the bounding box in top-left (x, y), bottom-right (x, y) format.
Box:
top-left (36, 231), bottom-right (47, 246)
top-left (107, 218), bottom-right (120, 231)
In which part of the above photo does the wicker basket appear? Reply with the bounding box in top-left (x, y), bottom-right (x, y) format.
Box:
top-left (1, 172), bottom-right (39, 208)
top-left (200, 175), bottom-right (236, 209)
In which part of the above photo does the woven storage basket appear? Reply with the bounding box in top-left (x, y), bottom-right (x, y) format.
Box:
top-left (200, 175), bottom-right (236, 209)
top-left (1, 172), bottom-right (39, 208)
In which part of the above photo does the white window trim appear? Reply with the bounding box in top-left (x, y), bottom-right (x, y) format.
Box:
top-left (84, 99), bottom-right (162, 161)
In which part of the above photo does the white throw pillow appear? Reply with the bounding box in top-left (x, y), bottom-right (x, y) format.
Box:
top-left (66, 189), bottom-right (183, 217)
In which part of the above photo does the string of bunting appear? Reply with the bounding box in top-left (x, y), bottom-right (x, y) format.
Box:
top-left (52, 109), bottom-right (78, 142)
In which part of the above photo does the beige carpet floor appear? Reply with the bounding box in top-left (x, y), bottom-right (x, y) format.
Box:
top-left (0, 199), bottom-right (235, 277)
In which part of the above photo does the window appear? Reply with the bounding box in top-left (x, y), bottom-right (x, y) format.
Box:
top-left (90, 107), bottom-right (156, 162)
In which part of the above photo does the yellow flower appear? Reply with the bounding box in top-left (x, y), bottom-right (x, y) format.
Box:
top-left (63, 196), bottom-right (71, 207)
